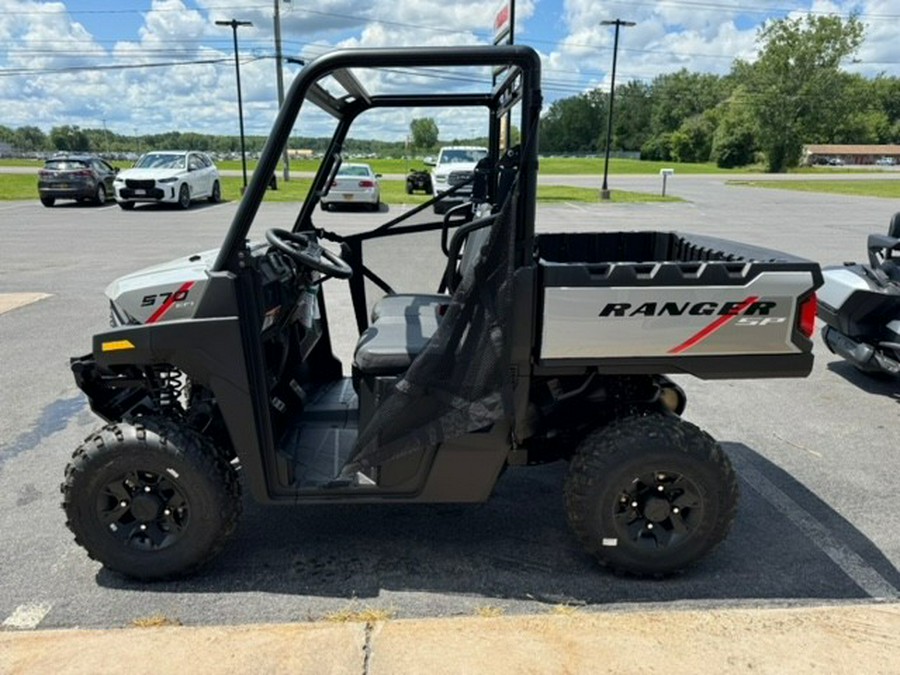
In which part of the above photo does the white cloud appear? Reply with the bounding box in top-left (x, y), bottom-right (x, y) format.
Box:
top-left (0, 0), bottom-right (895, 139)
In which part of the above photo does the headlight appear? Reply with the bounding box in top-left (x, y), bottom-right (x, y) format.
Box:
top-left (158, 177), bottom-right (178, 184)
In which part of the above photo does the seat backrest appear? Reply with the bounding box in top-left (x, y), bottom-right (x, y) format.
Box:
top-left (440, 215), bottom-right (497, 293)
top-left (889, 212), bottom-right (900, 239)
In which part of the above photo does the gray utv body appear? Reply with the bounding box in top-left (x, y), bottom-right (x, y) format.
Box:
top-left (63, 45), bottom-right (822, 581)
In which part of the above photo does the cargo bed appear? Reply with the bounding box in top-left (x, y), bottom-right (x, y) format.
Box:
top-left (534, 231), bottom-right (823, 379)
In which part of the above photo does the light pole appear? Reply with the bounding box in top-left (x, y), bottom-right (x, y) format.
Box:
top-left (273, 0), bottom-right (290, 183)
top-left (600, 19), bottom-right (635, 200)
top-left (216, 19), bottom-right (253, 191)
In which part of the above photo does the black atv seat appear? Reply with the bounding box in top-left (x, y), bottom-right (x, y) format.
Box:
top-left (355, 215), bottom-right (497, 376)
top-left (353, 314), bottom-right (440, 375)
top-left (369, 213), bottom-right (496, 323)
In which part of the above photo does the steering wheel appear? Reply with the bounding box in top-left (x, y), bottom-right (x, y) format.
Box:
top-left (265, 228), bottom-right (353, 279)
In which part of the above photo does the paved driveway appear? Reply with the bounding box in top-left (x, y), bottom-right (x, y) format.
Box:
top-left (1, 177), bottom-right (898, 630)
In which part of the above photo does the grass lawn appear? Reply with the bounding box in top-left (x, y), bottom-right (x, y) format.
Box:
top-left (0, 173), bottom-right (682, 204)
top-left (0, 155), bottom-right (770, 176)
top-left (728, 179), bottom-right (900, 199)
top-left (221, 157), bottom-right (746, 175)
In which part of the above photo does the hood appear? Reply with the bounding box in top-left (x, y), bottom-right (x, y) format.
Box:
top-left (105, 248), bottom-right (219, 324)
top-left (117, 167), bottom-right (187, 181)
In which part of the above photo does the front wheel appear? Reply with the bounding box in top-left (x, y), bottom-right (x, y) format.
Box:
top-left (93, 184), bottom-right (107, 206)
top-left (118, 201), bottom-right (135, 210)
top-left (61, 418), bottom-right (242, 580)
top-left (564, 414), bottom-right (738, 577)
top-left (178, 183), bottom-right (191, 209)
top-left (40, 196), bottom-right (55, 207)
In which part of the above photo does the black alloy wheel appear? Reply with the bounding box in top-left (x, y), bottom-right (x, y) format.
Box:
top-left (565, 413), bottom-right (738, 576)
top-left (62, 417), bottom-right (241, 580)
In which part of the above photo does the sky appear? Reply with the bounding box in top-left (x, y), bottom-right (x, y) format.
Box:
top-left (1, 0), bottom-right (899, 142)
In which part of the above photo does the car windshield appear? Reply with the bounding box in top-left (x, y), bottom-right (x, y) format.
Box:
top-left (439, 149), bottom-right (487, 164)
top-left (135, 153), bottom-right (186, 170)
top-left (45, 160), bottom-right (88, 170)
top-left (338, 165), bottom-right (372, 177)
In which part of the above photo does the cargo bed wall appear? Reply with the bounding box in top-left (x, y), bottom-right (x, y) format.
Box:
top-left (534, 232), bottom-right (822, 379)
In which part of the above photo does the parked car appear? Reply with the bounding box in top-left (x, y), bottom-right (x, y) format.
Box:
top-left (113, 151), bottom-right (221, 210)
top-left (320, 163), bottom-right (381, 211)
top-left (875, 157), bottom-right (896, 166)
top-left (37, 155), bottom-right (117, 207)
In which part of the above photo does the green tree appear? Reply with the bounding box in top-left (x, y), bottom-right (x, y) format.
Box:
top-left (50, 125), bottom-right (91, 152)
top-left (13, 126), bottom-right (47, 152)
top-left (541, 90), bottom-right (606, 153)
top-left (410, 118), bottom-right (439, 149)
top-left (740, 14), bottom-right (865, 172)
top-left (611, 81), bottom-right (652, 151)
top-left (670, 110), bottom-right (718, 163)
top-left (711, 90), bottom-right (759, 168)
top-left (640, 132), bottom-right (674, 161)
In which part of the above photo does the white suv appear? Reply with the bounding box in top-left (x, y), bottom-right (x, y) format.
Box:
top-left (428, 146), bottom-right (488, 214)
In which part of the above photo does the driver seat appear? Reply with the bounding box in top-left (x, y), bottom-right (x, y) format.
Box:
top-left (353, 214), bottom-right (496, 376)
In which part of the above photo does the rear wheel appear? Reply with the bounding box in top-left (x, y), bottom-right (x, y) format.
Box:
top-left (564, 414), bottom-right (738, 577)
top-left (209, 180), bottom-right (221, 203)
top-left (61, 417), bottom-right (242, 580)
top-left (40, 197), bottom-right (55, 207)
top-left (178, 183), bottom-right (191, 209)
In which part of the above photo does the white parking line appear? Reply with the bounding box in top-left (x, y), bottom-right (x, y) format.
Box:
top-left (738, 461), bottom-right (899, 600)
top-left (2, 603), bottom-right (51, 630)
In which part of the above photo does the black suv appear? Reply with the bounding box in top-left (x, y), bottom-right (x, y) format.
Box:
top-left (38, 155), bottom-right (117, 207)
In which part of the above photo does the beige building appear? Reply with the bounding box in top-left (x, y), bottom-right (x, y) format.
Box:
top-left (803, 144), bottom-right (900, 166)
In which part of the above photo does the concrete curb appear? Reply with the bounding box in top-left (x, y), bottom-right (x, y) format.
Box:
top-left (2, 604), bottom-right (898, 674)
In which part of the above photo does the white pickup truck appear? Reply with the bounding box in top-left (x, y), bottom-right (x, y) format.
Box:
top-left (427, 145), bottom-right (488, 213)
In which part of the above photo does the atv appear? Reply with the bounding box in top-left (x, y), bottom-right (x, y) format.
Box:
top-left (62, 45), bottom-right (822, 581)
top-left (405, 167), bottom-right (432, 194)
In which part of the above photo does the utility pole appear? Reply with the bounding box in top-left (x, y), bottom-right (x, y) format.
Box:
top-left (599, 18), bottom-right (636, 200)
top-left (216, 18), bottom-right (253, 191)
top-left (274, 0), bottom-right (290, 182)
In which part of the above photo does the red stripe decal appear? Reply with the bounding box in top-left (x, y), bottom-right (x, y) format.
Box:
top-left (146, 282), bottom-right (195, 324)
top-left (667, 296), bottom-right (759, 355)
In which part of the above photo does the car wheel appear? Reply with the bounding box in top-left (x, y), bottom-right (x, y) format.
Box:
top-left (405, 182), bottom-right (413, 194)
top-left (209, 180), bottom-right (221, 203)
top-left (178, 183), bottom-right (191, 209)
top-left (118, 201), bottom-right (135, 211)
top-left (61, 417), bottom-right (242, 581)
top-left (369, 200), bottom-right (380, 212)
top-left (40, 197), bottom-right (55, 207)
top-left (564, 414), bottom-right (738, 577)
top-left (94, 184), bottom-right (107, 206)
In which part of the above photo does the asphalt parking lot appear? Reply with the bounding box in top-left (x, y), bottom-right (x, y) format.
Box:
top-left (1, 177), bottom-right (898, 631)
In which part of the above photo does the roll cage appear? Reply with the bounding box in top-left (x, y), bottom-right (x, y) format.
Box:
top-left (212, 45), bottom-right (542, 288)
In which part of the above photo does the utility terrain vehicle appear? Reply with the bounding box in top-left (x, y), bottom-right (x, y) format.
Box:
top-left (62, 46), bottom-right (822, 580)
top-left (818, 212), bottom-right (900, 377)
